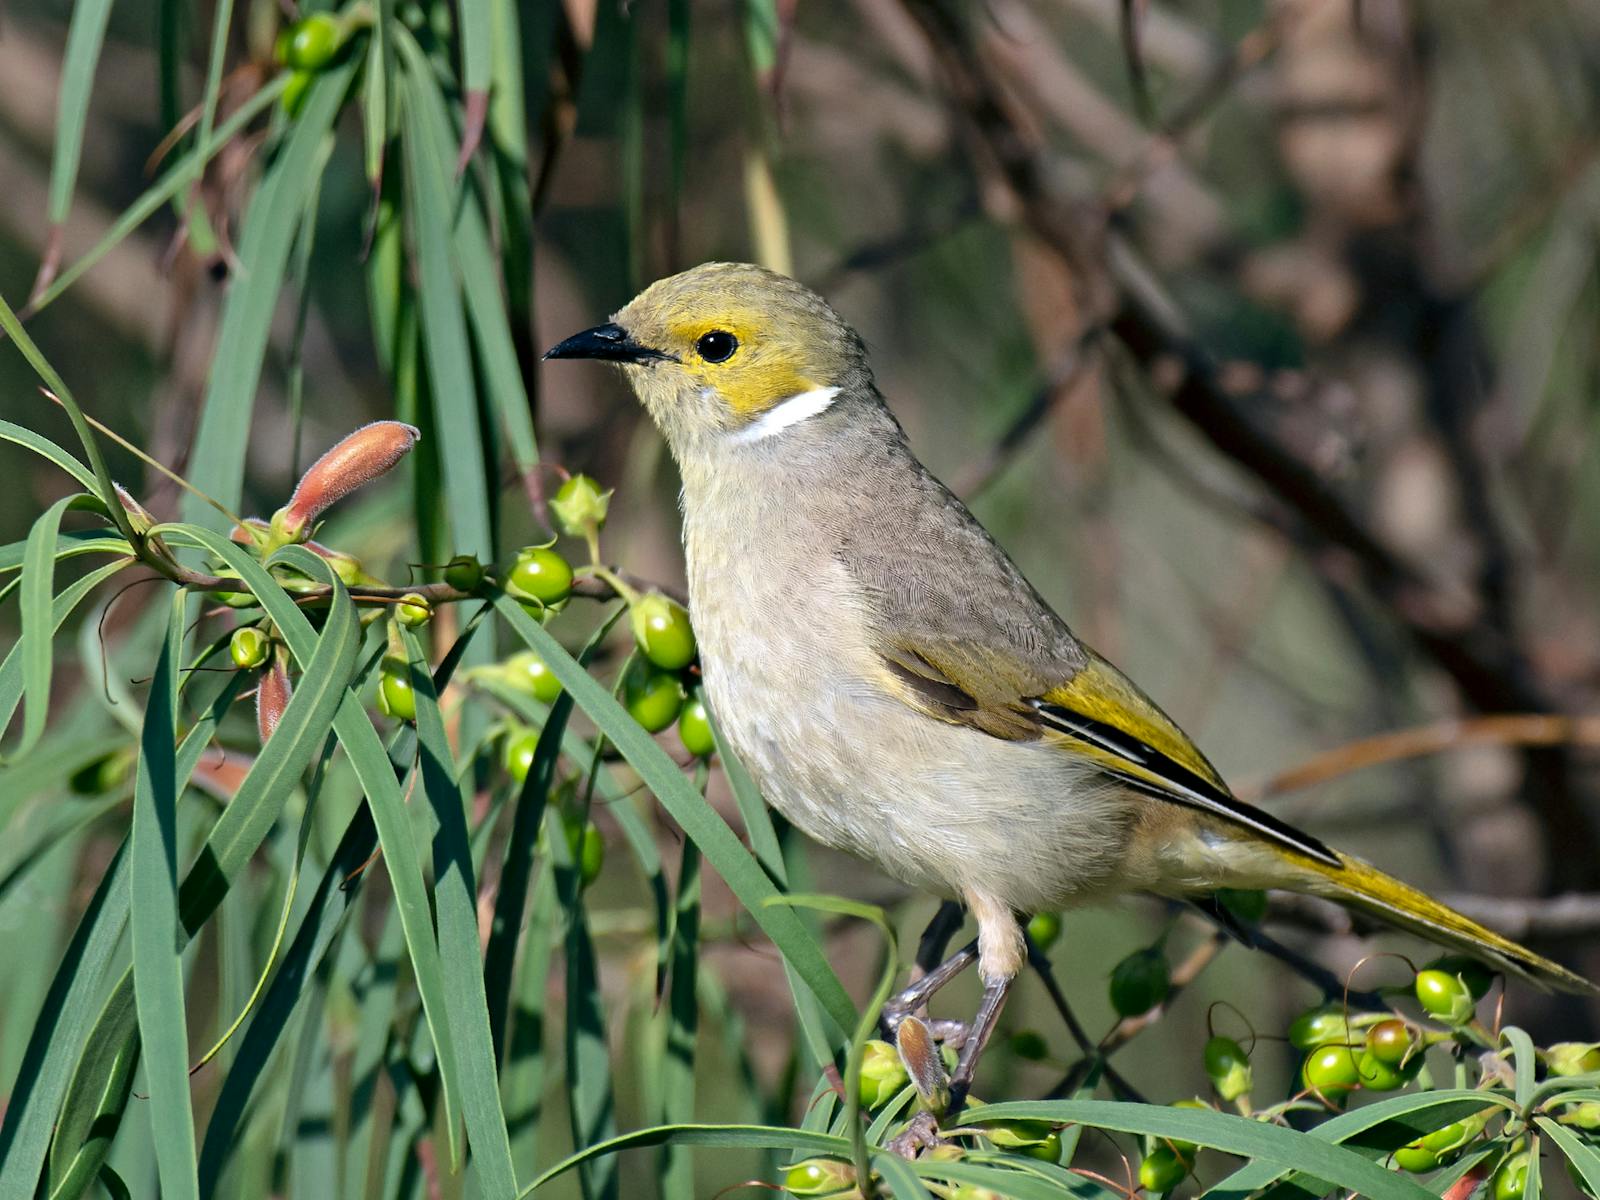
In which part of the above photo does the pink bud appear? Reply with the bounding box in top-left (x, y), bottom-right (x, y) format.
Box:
top-left (278, 421), bottom-right (420, 539)
top-left (257, 659), bottom-right (292, 743)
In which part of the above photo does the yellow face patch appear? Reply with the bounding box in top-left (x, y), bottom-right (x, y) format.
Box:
top-left (664, 316), bottom-right (818, 418)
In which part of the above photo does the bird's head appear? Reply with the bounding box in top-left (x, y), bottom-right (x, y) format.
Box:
top-left (544, 262), bottom-right (872, 452)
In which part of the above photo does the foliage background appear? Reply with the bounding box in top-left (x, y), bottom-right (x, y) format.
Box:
top-left (2, 0), bottom-right (1600, 1196)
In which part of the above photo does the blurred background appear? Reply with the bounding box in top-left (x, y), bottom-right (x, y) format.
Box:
top-left (4, 0), bottom-right (1600, 1194)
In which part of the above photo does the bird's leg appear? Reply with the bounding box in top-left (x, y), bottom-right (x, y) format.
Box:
top-left (945, 972), bottom-right (1016, 1118)
top-left (915, 900), bottom-right (967, 978)
top-left (879, 900), bottom-right (969, 1040)
top-left (880, 939), bottom-right (978, 1037)
top-left (943, 892), bottom-right (1024, 1119)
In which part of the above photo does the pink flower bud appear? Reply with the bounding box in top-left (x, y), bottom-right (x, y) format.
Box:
top-left (278, 421), bottom-right (420, 540)
top-left (257, 659), bottom-right (292, 743)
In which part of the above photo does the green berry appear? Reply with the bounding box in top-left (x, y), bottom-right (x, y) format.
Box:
top-left (273, 27), bottom-right (292, 65)
top-left (443, 554), bottom-right (483, 592)
top-left (1139, 1147), bottom-right (1189, 1193)
top-left (503, 651), bottom-right (563, 704)
top-left (1288, 1005), bottom-right (1353, 1049)
top-left (1559, 1102), bottom-right (1600, 1132)
top-left (973, 1115), bottom-right (1057, 1149)
top-left (69, 747), bottom-right (133, 795)
top-left (230, 626), bottom-right (270, 669)
top-left (1426, 956), bottom-right (1494, 999)
top-left (508, 547), bottom-right (574, 606)
top-left (857, 1039), bottom-right (909, 1108)
top-left (396, 592), bottom-right (431, 628)
top-left (1415, 969), bottom-right (1477, 1024)
top-left (1009, 1030), bottom-right (1049, 1061)
top-left (281, 69), bottom-right (314, 117)
top-left (285, 12), bottom-right (342, 70)
top-left (1204, 1036), bottom-right (1253, 1102)
top-left (1547, 1042), bottom-right (1600, 1077)
top-left (503, 726), bottom-right (538, 785)
top-left (624, 663), bottom-right (684, 733)
top-left (1109, 947), bottom-right (1170, 1018)
top-left (1026, 911), bottom-right (1062, 951)
top-left (783, 1159), bottom-right (854, 1195)
top-left (1365, 1019), bottom-right (1414, 1066)
top-left (1421, 1118), bottom-right (1479, 1154)
top-left (630, 592), bottom-right (696, 670)
top-left (1019, 1130), bottom-right (1063, 1162)
top-left (550, 474), bottom-right (610, 539)
top-left (677, 688), bottom-right (716, 757)
top-left (1394, 1141), bottom-right (1440, 1173)
top-left (566, 819), bottom-right (603, 887)
top-left (1357, 1048), bottom-right (1417, 1091)
top-left (377, 658), bottom-right (415, 722)
top-left (1215, 888), bottom-right (1269, 925)
top-left (1492, 1151), bottom-right (1530, 1200)
top-left (1301, 1044), bottom-right (1361, 1101)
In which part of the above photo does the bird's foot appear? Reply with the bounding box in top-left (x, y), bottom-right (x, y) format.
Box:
top-left (886, 1111), bottom-right (945, 1160)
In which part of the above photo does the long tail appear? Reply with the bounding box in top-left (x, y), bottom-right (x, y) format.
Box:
top-left (1299, 852), bottom-right (1596, 994)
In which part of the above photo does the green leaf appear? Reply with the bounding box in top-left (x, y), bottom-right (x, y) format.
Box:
top-left (874, 1152), bottom-right (938, 1200)
top-left (166, 529), bottom-right (472, 1170)
top-left (1537, 1117), bottom-right (1600, 1196)
top-left (129, 594), bottom-right (199, 1200)
top-left (398, 40), bottom-right (494, 561)
top-left (403, 629), bottom-right (518, 1196)
top-left (967, 1100), bottom-right (1435, 1200)
top-left (0, 421), bottom-right (101, 496)
top-left (0, 674), bottom-right (238, 1199)
top-left (1504, 1026), bottom-right (1539, 1111)
top-left (491, 594), bottom-right (858, 1036)
top-left (183, 61), bottom-right (355, 525)
top-left (0, 528), bottom-right (129, 573)
top-left (520, 1124), bottom-right (851, 1195)
top-left (657, 840), bottom-right (703, 1200)
top-left (2, 496), bottom-right (77, 762)
top-left (44, 0), bottom-right (115, 226)
top-left (1203, 1089), bottom-right (1512, 1198)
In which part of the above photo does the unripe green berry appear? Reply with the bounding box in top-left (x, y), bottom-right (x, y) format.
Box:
top-left (1203, 1036), bottom-right (1252, 1102)
top-left (1026, 911), bottom-right (1062, 951)
top-left (1547, 1042), bottom-right (1600, 1077)
top-left (70, 747), bottom-right (133, 795)
top-left (857, 1039), bottom-right (909, 1108)
top-left (565, 817), bottom-right (604, 887)
top-left (1559, 1102), bottom-right (1600, 1131)
top-left (443, 554), bottom-right (483, 592)
top-left (503, 651), bottom-right (563, 704)
top-left (1415, 969), bottom-right (1477, 1024)
top-left (630, 592), bottom-right (696, 670)
top-left (624, 663), bottom-right (684, 733)
top-left (1215, 888), bottom-right (1269, 925)
top-left (503, 726), bottom-right (538, 785)
top-left (1356, 1048), bottom-right (1417, 1092)
top-left (1301, 1044), bottom-right (1361, 1101)
top-left (783, 1158), bottom-right (854, 1195)
top-left (396, 593), bottom-right (431, 628)
top-left (1427, 956), bottom-right (1494, 1000)
top-left (550, 473), bottom-right (610, 539)
top-left (230, 626), bottom-right (270, 669)
top-left (281, 69), bottom-right (314, 117)
top-left (1109, 947), bottom-right (1170, 1018)
top-left (1421, 1118), bottom-right (1479, 1154)
top-left (376, 658), bottom-right (415, 722)
top-left (508, 547), bottom-right (573, 607)
top-left (1019, 1130), bottom-right (1063, 1163)
top-left (676, 688), bottom-right (716, 758)
top-left (285, 13), bottom-right (343, 70)
top-left (1394, 1141), bottom-right (1440, 1173)
top-left (1288, 1005), bottom-right (1353, 1049)
top-left (1009, 1030), bottom-right (1049, 1061)
top-left (1139, 1147), bottom-right (1189, 1193)
top-left (1492, 1151), bottom-right (1530, 1200)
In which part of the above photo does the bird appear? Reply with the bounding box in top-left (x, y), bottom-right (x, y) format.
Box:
top-left (545, 261), bottom-right (1594, 1111)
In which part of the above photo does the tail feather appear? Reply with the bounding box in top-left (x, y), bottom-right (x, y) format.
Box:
top-left (1301, 852), bottom-right (1596, 995)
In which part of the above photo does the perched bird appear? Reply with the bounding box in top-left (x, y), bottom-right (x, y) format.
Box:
top-left (547, 262), bottom-right (1593, 1106)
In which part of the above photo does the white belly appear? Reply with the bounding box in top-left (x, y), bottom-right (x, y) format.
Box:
top-left (688, 547), bottom-right (1134, 912)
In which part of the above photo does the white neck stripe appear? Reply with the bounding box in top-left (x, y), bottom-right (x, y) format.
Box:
top-left (728, 386), bottom-right (842, 444)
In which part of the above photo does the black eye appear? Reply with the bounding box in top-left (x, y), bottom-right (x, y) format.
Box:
top-left (696, 330), bottom-right (738, 363)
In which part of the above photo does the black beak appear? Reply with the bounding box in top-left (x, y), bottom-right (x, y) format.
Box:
top-left (542, 322), bottom-right (672, 364)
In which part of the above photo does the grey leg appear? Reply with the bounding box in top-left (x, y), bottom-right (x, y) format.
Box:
top-left (881, 939), bottom-right (979, 1036)
top-left (946, 973), bottom-right (1016, 1117)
